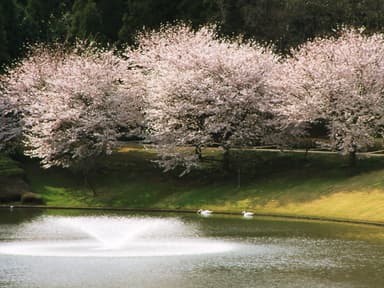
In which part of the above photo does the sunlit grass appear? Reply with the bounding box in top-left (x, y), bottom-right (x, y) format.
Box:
top-left (19, 144), bottom-right (384, 223)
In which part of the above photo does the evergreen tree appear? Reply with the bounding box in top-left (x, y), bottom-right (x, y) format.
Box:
top-left (68, 0), bottom-right (103, 41)
top-left (96, 0), bottom-right (124, 42)
top-left (118, 0), bottom-right (180, 44)
top-left (0, 3), bottom-right (9, 67)
top-left (23, 0), bottom-right (73, 42)
top-left (3, 0), bottom-right (384, 67)
top-left (0, 0), bottom-right (23, 68)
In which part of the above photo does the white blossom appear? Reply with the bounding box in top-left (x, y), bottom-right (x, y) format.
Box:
top-left (0, 78), bottom-right (22, 151)
top-left (272, 28), bottom-right (384, 158)
top-left (129, 24), bottom-right (279, 173)
top-left (5, 43), bottom-right (144, 168)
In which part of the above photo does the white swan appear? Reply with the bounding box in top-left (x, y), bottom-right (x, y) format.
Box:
top-left (242, 211), bottom-right (254, 217)
top-left (197, 209), bottom-right (213, 216)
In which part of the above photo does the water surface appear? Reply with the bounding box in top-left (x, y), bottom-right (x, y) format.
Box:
top-left (0, 209), bottom-right (383, 288)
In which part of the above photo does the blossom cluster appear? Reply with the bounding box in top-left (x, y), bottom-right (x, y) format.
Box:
top-left (272, 28), bottom-right (384, 157)
top-left (1, 25), bottom-right (384, 172)
top-left (2, 43), bottom-right (144, 168)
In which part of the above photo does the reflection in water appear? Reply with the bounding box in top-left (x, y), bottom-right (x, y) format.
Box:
top-left (0, 208), bottom-right (43, 225)
top-left (0, 210), bottom-right (384, 288)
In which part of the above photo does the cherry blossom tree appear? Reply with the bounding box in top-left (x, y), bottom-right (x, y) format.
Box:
top-left (129, 24), bottom-right (280, 174)
top-left (0, 80), bottom-right (22, 152)
top-left (272, 28), bottom-right (384, 165)
top-left (4, 43), bottom-right (144, 175)
top-left (1, 46), bottom-right (61, 152)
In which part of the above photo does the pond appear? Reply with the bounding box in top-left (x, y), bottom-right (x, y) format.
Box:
top-left (0, 208), bottom-right (383, 288)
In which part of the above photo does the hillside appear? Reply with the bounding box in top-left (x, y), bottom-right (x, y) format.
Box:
top-left (6, 146), bottom-right (384, 223)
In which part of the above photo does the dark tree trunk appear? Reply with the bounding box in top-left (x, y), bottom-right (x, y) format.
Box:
top-left (83, 172), bottom-right (96, 197)
top-left (222, 146), bottom-right (230, 172)
top-left (195, 145), bottom-right (202, 160)
top-left (349, 150), bottom-right (357, 167)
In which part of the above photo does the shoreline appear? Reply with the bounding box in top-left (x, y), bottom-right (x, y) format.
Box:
top-left (2, 204), bottom-right (384, 228)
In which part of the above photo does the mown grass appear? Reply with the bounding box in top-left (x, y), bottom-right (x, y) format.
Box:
top-left (19, 145), bottom-right (384, 223)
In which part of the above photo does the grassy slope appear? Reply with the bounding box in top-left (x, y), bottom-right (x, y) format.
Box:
top-left (21, 146), bottom-right (384, 223)
top-left (0, 153), bottom-right (24, 176)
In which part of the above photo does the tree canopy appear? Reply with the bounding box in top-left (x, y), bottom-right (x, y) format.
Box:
top-left (3, 0), bottom-right (384, 68)
top-left (3, 2), bottom-right (384, 173)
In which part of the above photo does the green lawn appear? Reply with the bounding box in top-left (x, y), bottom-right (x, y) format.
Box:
top-left (17, 146), bottom-right (384, 223)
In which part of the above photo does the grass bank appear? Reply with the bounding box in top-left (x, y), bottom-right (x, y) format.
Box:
top-left (15, 145), bottom-right (384, 223)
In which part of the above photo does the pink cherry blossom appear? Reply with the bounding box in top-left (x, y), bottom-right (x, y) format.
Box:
top-left (272, 28), bottom-right (384, 160)
top-left (4, 43), bottom-right (144, 168)
top-left (129, 24), bottom-right (279, 173)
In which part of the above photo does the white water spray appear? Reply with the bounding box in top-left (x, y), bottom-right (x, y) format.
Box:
top-left (0, 215), bottom-right (236, 257)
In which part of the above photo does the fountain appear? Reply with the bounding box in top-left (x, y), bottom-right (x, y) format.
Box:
top-left (1, 211), bottom-right (384, 288)
top-left (0, 215), bottom-right (236, 257)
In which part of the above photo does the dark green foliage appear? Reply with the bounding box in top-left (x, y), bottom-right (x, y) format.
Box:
top-left (67, 0), bottom-right (102, 41)
top-left (96, 0), bottom-right (125, 42)
top-left (3, 0), bottom-right (384, 67)
top-left (23, 0), bottom-right (73, 43)
top-left (0, 20), bottom-right (8, 67)
top-left (118, 0), bottom-right (218, 44)
top-left (0, 0), bottom-right (24, 69)
top-left (232, 0), bottom-right (384, 53)
top-left (215, 0), bottom-right (380, 53)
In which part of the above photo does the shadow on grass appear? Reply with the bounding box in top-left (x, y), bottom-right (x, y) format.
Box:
top-left (19, 148), bottom-right (384, 208)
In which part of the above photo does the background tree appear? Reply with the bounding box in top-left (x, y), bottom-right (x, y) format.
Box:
top-left (3, 0), bottom-right (384, 68)
top-left (67, 0), bottom-right (103, 42)
top-left (214, 0), bottom-right (384, 53)
top-left (23, 0), bottom-right (73, 43)
top-left (96, 0), bottom-right (125, 42)
top-left (0, 20), bottom-right (9, 67)
top-left (0, 0), bottom-right (25, 70)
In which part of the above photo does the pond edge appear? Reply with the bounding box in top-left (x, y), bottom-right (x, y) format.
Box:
top-left (1, 204), bottom-right (384, 228)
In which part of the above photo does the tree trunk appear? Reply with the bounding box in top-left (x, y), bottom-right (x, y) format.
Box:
top-left (237, 168), bottom-right (241, 189)
top-left (304, 147), bottom-right (309, 159)
top-left (84, 173), bottom-right (96, 197)
top-left (349, 150), bottom-right (357, 167)
top-left (222, 146), bottom-right (230, 172)
top-left (195, 145), bottom-right (202, 160)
